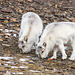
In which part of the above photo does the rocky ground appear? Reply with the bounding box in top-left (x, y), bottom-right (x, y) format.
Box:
top-left (0, 0), bottom-right (75, 75)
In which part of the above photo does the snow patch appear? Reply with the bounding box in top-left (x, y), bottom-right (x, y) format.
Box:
top-left (19, 66), bottom-right (28, 68)
top-left (29, 70), bottom-right (40, 73)
top-left (0, 29), bottom-right (3, 31)
top-left (19, 58), bottom-right (29, 62)
top-left (12, 72), bottom-right (23, 74)
top-left (0, 57), bottom-right (13, 60)
top-left (13, 34), bottom-right (16, 37)
top-left (11, 66), bottom-right (18, 68)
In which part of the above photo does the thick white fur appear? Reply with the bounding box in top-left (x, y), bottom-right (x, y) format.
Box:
top-left (18, 12), bottom-right (43, 53)
top-left (37, 22), bottom-right (75, 60)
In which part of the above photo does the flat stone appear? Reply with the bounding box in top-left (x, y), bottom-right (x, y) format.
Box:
top-left (31, 57), bottom-right (40, 61)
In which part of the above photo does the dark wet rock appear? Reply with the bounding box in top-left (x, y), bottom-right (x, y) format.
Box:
top-left (34, 0), bottom-right (44, 4)
top-left (5, 66), bottom-right (11, 69)
top-left (0, 17), bottom-right (6, 20)
top-left (0, 63), bottom-right (4, 66)
top-left (1, 8), bottom-right (12, 13)
top-left (71, 66), bottom-right (75, 69)
top-left (27, 0), bottom-right (33, 2)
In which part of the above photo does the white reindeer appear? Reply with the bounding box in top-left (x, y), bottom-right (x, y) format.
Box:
top-left (36, 22), bottom-right (75, 60)
top-left (18, 12), bottom-right (43, 53)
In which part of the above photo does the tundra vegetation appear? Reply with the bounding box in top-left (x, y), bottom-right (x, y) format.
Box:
top-left (0, 0), bottom-right (75, 75)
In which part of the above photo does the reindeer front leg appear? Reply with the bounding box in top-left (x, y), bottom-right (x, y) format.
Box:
top-left (58, 40), bottom-right (67, 60)
top-left (51, 48), bottom-right (58, 59)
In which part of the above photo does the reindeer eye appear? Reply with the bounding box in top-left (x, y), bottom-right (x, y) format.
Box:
top-left (21, 41), bottom-right (23, 44)
top-left (43, 42), bottom-right (46, 47)
top-left (26, 38), bottom-right (28, 42)
top-left (24, 37), bottom-right (28, 42)
top-left (22, 45), bottom-right (25, 48)
top-left (36, 44), bottom-right (37, 46)
top-left (42, 50), bottom-right (44, 53)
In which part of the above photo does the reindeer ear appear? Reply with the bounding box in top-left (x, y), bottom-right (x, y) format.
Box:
top-left (43, 42), bottom-right (46, 47)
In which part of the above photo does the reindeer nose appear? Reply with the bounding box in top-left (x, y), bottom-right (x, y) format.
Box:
top-left (22, 45), bottom-right (25, 48)
top-left (38, 46), bottom-right (42, 49)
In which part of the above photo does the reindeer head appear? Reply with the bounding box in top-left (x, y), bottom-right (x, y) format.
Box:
top-left (36, 40), bottom-right (47, 57)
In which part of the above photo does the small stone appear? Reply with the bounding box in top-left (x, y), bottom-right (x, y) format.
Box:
top-left (48, 58), bottom-right (52, 62)
top-left (27, 0), bottom-right (33, 2)
top-left (71, 18), bottom-right (75, 22)
top-left (2, 44), bottom-right (10, 47)
top-left (11, 6), bottom-right (14, 8)
top-left (71, 66), bottom-right (75, 69)
top-left (5, 35), bottom-right (9, 38)
top-left (0, 38), bottom-right (3, 41)
top-left (16, 28), bottom-right (20, 31)
top-left (19, 9), bottom-right (22, 13)
top-left (20, 58), bottom-right (29, 62)
top-left (29, 70), bottom-right (40, 73)
top-left (15, 24), bottom-right (19, 26)
top-left (0, 18), bottom-right (6, 20)
top-left (6, 16), bottom-right (9, 19)
top-left (38, 66), bottom-right (44, 70)
top-left (31, 57), bottom-right (39, 61)
top-left (30, 8), bottom-right (35, 11)
top-left (55, 4), bottom-right (57, 8)
top-left (4, 20), bottom-right (8, 23)
top-left (19, 66), bottom-right (28, 68)
top-left (10, 18), bottom-right (16, 22)
top-left (43, 20), bottom-right (46, 24)
top-left (1, 9), bottom-right (12, 13)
